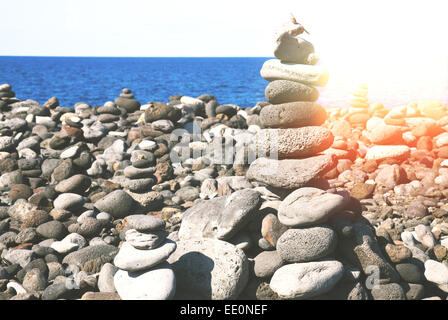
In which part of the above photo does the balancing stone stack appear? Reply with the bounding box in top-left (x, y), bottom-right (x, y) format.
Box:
top-left (113, 214), bottom-right (177, 300)
top-left (247, 24), bottom-right (335, 191)
top-left (243, 22), bottom-right (353, 300)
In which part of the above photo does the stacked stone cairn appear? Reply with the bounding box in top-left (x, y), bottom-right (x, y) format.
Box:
top-left (112, 214), bottom-right (176, 300)
top-left (241, 16), bottom-right (400, 300)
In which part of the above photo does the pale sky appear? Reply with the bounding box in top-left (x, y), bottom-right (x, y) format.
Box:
top-left (1, 0), bottom-right (447, 58)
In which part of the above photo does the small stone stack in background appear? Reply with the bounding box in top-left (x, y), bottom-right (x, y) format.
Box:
top-left (0, 84), bottom-right (18, 112)
top-left (113, 214), bottom-right (176, 300)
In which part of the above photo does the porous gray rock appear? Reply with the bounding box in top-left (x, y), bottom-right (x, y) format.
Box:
top-left (167, 238), bottom-right (249, 300)
top-left (276, 226), bottom-right (337, 262)
top-left (265, 80), bottom-right (319, 104)
top-left (254, 127), bottom-right (333, 159)
top-left (259, 102), bottom-right (327, 129)
top-left (370, 283), bottom-right (406, 300)
top-left (178, 189), bottom-right (261, 241)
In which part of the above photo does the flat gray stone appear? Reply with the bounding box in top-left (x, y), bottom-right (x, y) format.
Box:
top-left (270, 260), bottom-right (344, 299)
top-left (371, 283), bottom-right (406, 300)
top-left (125, 229), bottom-right (168, 249)
top-left (122, 214), bottom-right (165, 232)
top-left (178, 189), bottom-right (261, 241)
top-left (260, 59), bottom-right (329, 86)
top-left (246, 155), bottom-right (336, 190)
top-left (113, 240), bottom-right (176, 272)
top-left (278, 187), bottom-right (347, 227)
top-left (62, 244), bottom-right (118, 273)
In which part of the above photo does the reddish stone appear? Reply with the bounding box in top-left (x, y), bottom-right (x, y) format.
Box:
top-left (332, 139), bottom-right (348, 150)
top-left (329, 119), bottom-right (352, 139)
top-left (361, 159), bottom-right (378, 173)
top-left (346, 140), bottom-right (359, 150)
top-left (350, 183), bottom-right (375, 200)
top-left (337, 159), bottom-right (353, 173)
top-left (436, 146), bottom-right (448, 158)
top-left (416, 136), bottom-right (432, 151)
top-left (61, 125), bottom-right (84, 139)
top-left (153, 172), bottom-right (163, 184)
top-left (261, 214), bottom-right (288, 247)
top-left (323, 167), bottom-right (339, 179)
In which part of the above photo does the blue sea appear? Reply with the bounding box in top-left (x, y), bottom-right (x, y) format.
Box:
top-left (1, 56), bottom-right (447, 109)
top-left (0, 57), bottom-right (269, 108)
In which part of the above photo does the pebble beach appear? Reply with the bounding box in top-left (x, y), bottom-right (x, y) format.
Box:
top-left (1, 19), bottom-right (448, 301)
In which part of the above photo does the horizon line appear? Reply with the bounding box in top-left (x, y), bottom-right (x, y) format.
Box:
top-left (0, 55), bottom-right (273, 59)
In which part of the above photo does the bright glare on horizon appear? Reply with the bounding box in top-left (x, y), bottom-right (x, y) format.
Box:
top-left (1, 0), bottom-right (447, 106)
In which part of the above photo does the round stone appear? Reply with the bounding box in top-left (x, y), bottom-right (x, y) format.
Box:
top-left (259, 102), bottom-right (327, 129)
top-left (253, 250), bottom-right (284, 278)
top-left (36, 221), bottom-right (68, 240)
top-left (55, 175), bottom-right (91, 194)
top-left (9, 184), bottom-right (33, 201)
top-left (53, 193), bottom-right (85, 211)
top-left (395, 262), bottom-right (424, 283)
top-left (269, 260), bottom-right (344, 299)
top-left (114, 263), bottom-right (176, 300)
top-left (265, 80), bottom-right (319, 104)
top-left (93, 190), bottom-right (136, 219)
top-left (276, 226), bottom-right (337, 262)
top-left (178, 189), bottom-right (261, 241)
